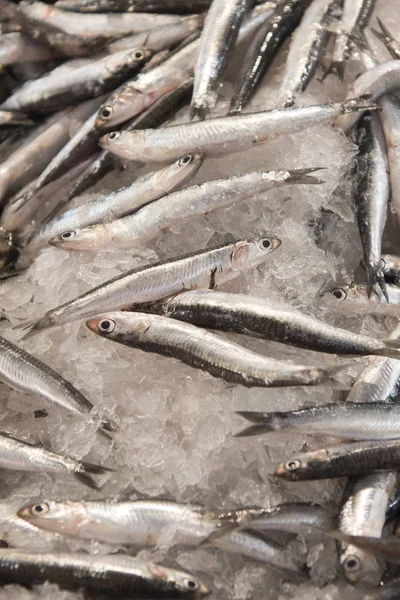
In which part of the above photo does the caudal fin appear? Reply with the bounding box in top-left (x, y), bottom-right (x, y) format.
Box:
top-left (234, 411), bottom-right (274, 437)
top-left (287, 167), bottom-right (327, 185)
top-left (340, 97), bottom-right (378, 114)
top-left (379, 339), bottom-right (400, 360)
top-left (321, 364), bottom-right (353, 390)
top-left (75, 460), bottom-right (115, 489)
top-left (16, 313), bottom-right (55, 340)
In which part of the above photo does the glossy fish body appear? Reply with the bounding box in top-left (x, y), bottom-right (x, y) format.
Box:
top-left (55, 0), bottom-right (212, 12)
top-left (100, 99), bottom-right (372, 163)
top-left (326, 282), bottom-right (400, 316)
top-left (86, 311), bottom-right (348, 389)
top-left (0, 431), bottom-right (109, 488)
top-left (353, 112), bottom-right (389, 299)
top-left (0, 110), bottom-right (33, 127)
top-left (246, 502), bottom-right (334, 533)
top-left (229, 0), bottom-right (311, 114)
top-left (67, 79), bottom-right (194, 200)
top-left (0, 32), bottom-right (57, 65)
top-left (339, 472), bottom-right (395, 584)
top-left (275, 438), bottom-right (400, 480)
top-left (32, 153), bottom-right (204, 250)
top-left (51, 168), bottom-right (321, 251)
top-left (191, 0), bottom-right (251, 118)
top-left (22, 236), bottom-right (280, 335)
top-left (278, 0), bottom-right (340, 107)
top-left (380, 95), bottom-right (400, 225)
top-left (0, 549), bottom-right (209, 597)
top-left (327, 532), bottom-right (400, 566)
top-left (237, 402), bottom-right (400, 440)
top-left (133, 289), bottom-right (400, 358)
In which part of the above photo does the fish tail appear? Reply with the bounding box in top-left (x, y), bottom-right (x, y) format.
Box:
top-left (75, 460), bottom-right (114, 489)
top-left (366, 263), bottom-right (389, 302)
top-left (379, 339), bottom-right (400, 359)
top-left (234, 411), bottom-right (275, 437)
top-left (322, 61), bottom-right (345, 81)
top-left (321, 365), bottom-right (354, 390)
top-left (376, 17), bottom-right (395, 42)
top-left (16, 313), bottom-right (55, 340)
top-left (287, 167), bottom-right (327, 185)
top-left (340, 97), bottom-right (378, 114)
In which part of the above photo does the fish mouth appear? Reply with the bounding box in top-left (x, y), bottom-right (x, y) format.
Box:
top-left (270, 238), bottom-right (282, 250)
top-left (198, 583), bottom-right (212, 597)
top-left (86, 318), bottom-right (101, 333)
top-left (17, 506), bottom-right (31, 519)
top-left (274, 464), bottom-right (288, 478)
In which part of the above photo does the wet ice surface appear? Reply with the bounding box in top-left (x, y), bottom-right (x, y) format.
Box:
top-left (0, 1), bottom-right (399, 599)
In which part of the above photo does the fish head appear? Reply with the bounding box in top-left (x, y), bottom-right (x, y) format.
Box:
top-left (18, 500), bottom-right (87, 537)
top-left (99, 130), bottom-right (144, 162)
top-left (86, 312), bottom-right (152, 341)
top-left (104, 47), bottom-right (150, 77)
top-left (147, 563), bottom-right (210, 597)
top-left (324, 283), bottom-right (376, 303)
top-left (341, 548), bottom-right (383, 585)
top-left (231, 236), bottom-right (281, 272)
top-left (49, 225), bottom-right (110, 252)
top-left (95, 86), bottom-right (148, 131)
top-left (275, 449), bottom-right (330, 481)
top-left (161, 153), bottom-right (205, 188)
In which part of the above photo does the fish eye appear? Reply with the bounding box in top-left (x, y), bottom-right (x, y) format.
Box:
top-left (332, 288), bottom-right (347, 300)
top-left (183, 578), bottom-right (198, 590)
top-left (100, 106), bottom-right (113, 120)
top-left (380, 257), bottom-right (386, 269)
top-left (285, 459), bottom-right (301, 471)
top-left (61, 231), bottom-right (76, 240)
top-left (31, 503), bottom-right (49, 516)
top-left (258, 238), bottom-right (271, 250)
top-left (108, 131), bottom-right (120, 141)
top-left (179, 155), bottom-right (193, 165)
top-left (98, 319), bottom-right (115, 334)
top-left (132, 49), bottom-right (145, 60)
top-left (344, 555), bottom-right (360, 572)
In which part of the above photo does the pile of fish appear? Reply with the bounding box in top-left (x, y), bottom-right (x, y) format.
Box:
top-left (2, 0), bottom-right (400, 597)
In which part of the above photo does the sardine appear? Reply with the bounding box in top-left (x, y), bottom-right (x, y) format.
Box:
top-left (353, 112), bottom-right (389, 300)
top-left (0, 431), bottom-right (111, 488)
top-left (327, 531), bottom-right (400, 566)
top-left (330, 0), bottom-right (377, 80)
top-left (0, 110), bottom-right (33, 126)
top-left (0, 32), bottom-right (58, 65)
top-left (237, 402), bottom-right (400, 440)
top-left (20, 236), bottom-right (281, 336)
top-left (17, 498), bottom-right (304, 571)
top-left (339, 472), bottom-right (395, 584)
top-left (370, 17), bottom-right (400, 61)
top-left (133, 289), bottom-right (400, 358)
top-left (55, 0), bottom-right (212, 13)
top-left (1, 46), bottom-right (149, 114)
top-left (86, 311), bottom-right (349, 388)
top-left (278, 0), bottom-right (340, 107)
top-left (336, 60), bottom-right (400, 132)
top-left (31, 153), bottom-right (204, 250)
top-left (190, 0), bottom-right (251, 119)
top-left (50, 168), bottom-right (322, 252)
top-left (68, 78), bottom-right (194, 200)
top-left (100, 98), bottom-right (373, 163)
top-left (0, 549), bottom-right (209, 596)
top-left (229, 0), bottom-right (311, 114)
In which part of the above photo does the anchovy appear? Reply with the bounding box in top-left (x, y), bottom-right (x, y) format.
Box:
top-left (336, 60), bottom-right (400, 132)
top-left (100, 98), bottom-right (373, 163)
top-left (0, 32), bottom-right (58, 65)
top-left (190, 0), bottom-right (251, 119)
top-left (31, 153), bottom-right (204, 250)
top-left (244, 502), bottom-right (334, 534)
top-left (327, 531), bottom-right (400, 566)
top-left (275, 438), bottom-right (400, 481)
top-left (50, 168), bottom-right (322, 252)
top-left (326, 282), bottom-right (400, 316)
top-left (353, 112), bottom-right (389, 300)
top-left (55, 0), bottom-right (212, 13)
top-left (379, 95), bottom-right (400, 225)
top-left (0, 431), bottom-right (111, 488)
top-left (237, 402), bottom-right (400, 440)
top-left (17, 498), bottom-right (304, 572)
top-left (133, 289), bottom-right (400, 359)
top-left (0, 549), bottom-right (209, 597)
top-left (1, 47), bottom-right (149, 114)
top-left (230, 0), bottom-right (311, 114)
top-left (0, 99), bottom-right (101, 205)
top-left (339, 472), bottom-right (396, 584)
top-left (68, 79), bottom-right (194, 200)
top-left (278, 0), bottom-right (340, 107)
top-left (20, 236), bottom-right (280, 336)
top-left (330, 0), bottom-right (377, 80)
top-left (86, 311), bottom-right (349, 388)
top-left (0, 110), bottom-right (33, 126)
top-left (370, 17), bottom-right (400, 60)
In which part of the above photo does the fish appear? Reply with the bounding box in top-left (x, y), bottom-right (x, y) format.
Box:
top-left (20, 236), bottom-right (281, 336)
top-left (1, 46), bottom-right (150, 114)
top-left (325, 282), bottom-right (400, 316)
top-left (338, 472), bottom-right (395, 584)
top-left (50, 168), bottom-right (322, 252)
top-left (278, 0), bottom-right (340, 107)
top-left (190, 0), bottom-right (251, 119)
top-left (370, 17), bottom-right (400, 60)
top-left (0, 110), bottom-right (34, 126)
top-left (0, 549), bottom-right (210, 596)
top-left (336, 60), bottom-right (400, 133)
top-left (86, 311), bottom-right (350, 389)
top-left (329, 0), bottom-right (377, 80)
top-left (229, 0), bottom-right (311, 114)
top-left (55, 0), bottom-right (212, 14)
top-left (352, 112), bottom-right (389, 300)
top-left (67, 78), bottom-right (194, 200)
top-left (132, 289), bottom-right (400, 358)
top-left (380, 254), bottom-right (400, 284)
top-left (379, 95), bottom-right (400, 226)
top-left (326, 531), bottom-right (400, 566)
top-left (100, 98), bottom-right (374, 163)
top-left (31, 153), bottom-right (204, 250)
top-left (0, 431), bottom-right (111, 488)
top-left (242, 502), bottom-right (334, 534)
top-left (274, 438), bottom-right (400, 480)
top-left (0, 32), bottom-right (58, 65)
top-left (236, 402), bottom-right (400, 440)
